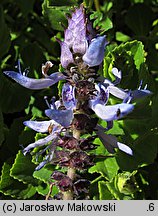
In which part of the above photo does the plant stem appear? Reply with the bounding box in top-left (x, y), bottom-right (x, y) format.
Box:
top-left (94, 0), bottom-right (100, 11)
top-left (62, 129), bottom-right (81, 200)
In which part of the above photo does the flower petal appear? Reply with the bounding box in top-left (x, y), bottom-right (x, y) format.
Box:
top-left (108, 85), bottom-right (128, 99)
top-left (62, 83), bottom-right (77, 110)
top-left (64, 29), bottom-right (74, 48)
top-left (23, 125), bottom-right (61, 155)
top-left (3, 71), bottom-right (65, 90)
top-left (45, 109), bottom-right (74, 127)
top-left (90, 103), bottom-right (134, 121)
top-left (23, 132), bottom-right (58, 155)
top-left (72, 36), bottom-right (88, 55)
top-left (117, 142), bottom-right (133, 155)
top-left (130, 89), bottom-right (152, 101)
top-left (66, 4), bottom-right (88, 55)
top-left (106, 121), bottom-right (113, 131)
top-left (82, 35), bottom-right (108, 67)
top-left (35, 152), bottom-right (55, 171)
top-left (23, 120), bottom-right (58, 133)
top-left (96, 127), bottom-right (117, 153)
top-left (42, 61), bottom-right (53, 77)
top-left (96, 125), bottom-right (133, 155)
top-left (60, 42), bottom-right (74, 69)
top-left (112, 67), bottom-right (122, 84)
top-left (90, 83), bottom-right (109, 106)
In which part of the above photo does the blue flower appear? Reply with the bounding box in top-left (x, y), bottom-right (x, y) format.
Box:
top-left (62, 83), bottom-right (77, 110)
top-left (3, 61), bottom-right (66, 90)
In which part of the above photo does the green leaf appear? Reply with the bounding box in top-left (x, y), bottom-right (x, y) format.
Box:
top-left (90, 11), bottom-right (113, 31)
top-left (0, 108), bottom-right (4, 146)
top-left (19, 129), bottom-right (36, 147)
top-left (89, 157), bottom-right (118, 180)
top-left (4, 117), bottom-right (26, 155)
top-left (92, 138), bottom-right (109, 156)
top-left (33, 167), bottom-right (52, 183)
top-left (106, 181), bottom-right (124, 200)
top-left (151, 94), bottom-right (158, 128)
top-left (115, 171), bottom-right (140, 195)
top-left (104, 40), bottom-right (146, 91)
top-left (125, 3), bottom-right (154, 36)
top-left (104, 157), bottom-right (119, 180)
top-left (112, 40), bottom-right (145, 70)
top-left (33, 167), bottom-right (54, 197)
top-left (116, 32), bottom-right (131, 42)
top-left (98, 181), bottom-right (113, 200)
top-left (48, 0), bottom-right (77, 6)
top-left (42, 0), bottom-right (67, 31)
top-left (0, 6), bottom-right (11, 59)
top-left (10, 151), bottom-right (38, 185)
top-left (100, 120), bottom-right (124, 135)
top-left (89, 161), bottom-right (108, 178)
top-left (0, 161), bottom-right (36, 199)
top-left (130, 41), bottom-right (145, 70)
top-left (36, 183), bottom-right (58, 197)
top-left (14, 0), bottom-right (36, 16)
top-left (21, 42), bottom-right (46, 74)
top-left (116, 133), bottom-right (158, 171)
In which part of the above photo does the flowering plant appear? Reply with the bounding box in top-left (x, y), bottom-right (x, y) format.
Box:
top-left (0, 0), bottom-right (157, 200)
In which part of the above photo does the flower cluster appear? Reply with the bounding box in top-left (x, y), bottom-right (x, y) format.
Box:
top-left (4, 4), bottom-right (151, 199)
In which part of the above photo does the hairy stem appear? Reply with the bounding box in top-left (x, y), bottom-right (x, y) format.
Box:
top-left (62, 129), bottom-right (81, 200)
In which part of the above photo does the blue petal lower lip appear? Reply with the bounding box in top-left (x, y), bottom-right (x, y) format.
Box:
top-left (3, 71), bottom-right (65, 90)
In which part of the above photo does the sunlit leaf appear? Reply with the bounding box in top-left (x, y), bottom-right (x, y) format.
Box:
top-left (98, 181), bottom-right (113, 200)
top-left (10, 151), bottom-right (38, 185)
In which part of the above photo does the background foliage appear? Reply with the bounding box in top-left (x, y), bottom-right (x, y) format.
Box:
top-left (0, 0), bottom-right (158, 199)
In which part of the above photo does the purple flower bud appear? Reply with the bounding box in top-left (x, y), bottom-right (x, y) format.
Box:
top-left (74, 179), bottom-right (90, 195)
top-left (54, 150), bottom-right (70, 166)
top-left (71, 114), bottom-right (89, 131)
top-left (58, 136), bottom-right (79, 150)
top-left (76, 80), bottom-right (95, 101)
top-left (51, 171), bottom-right (66, 181)
top-left (82, 35), bottom-right (108, 67)
top-left (58, 177), bottom-right (73, 192)
top-left (70, 151), bottom-right (94, 169)
top-left (79, 137), bottom-right (98, 151)
top-left (65, 5), bottom-right (88, 55)
top-left (62, 83), bottom-right (77, 110)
